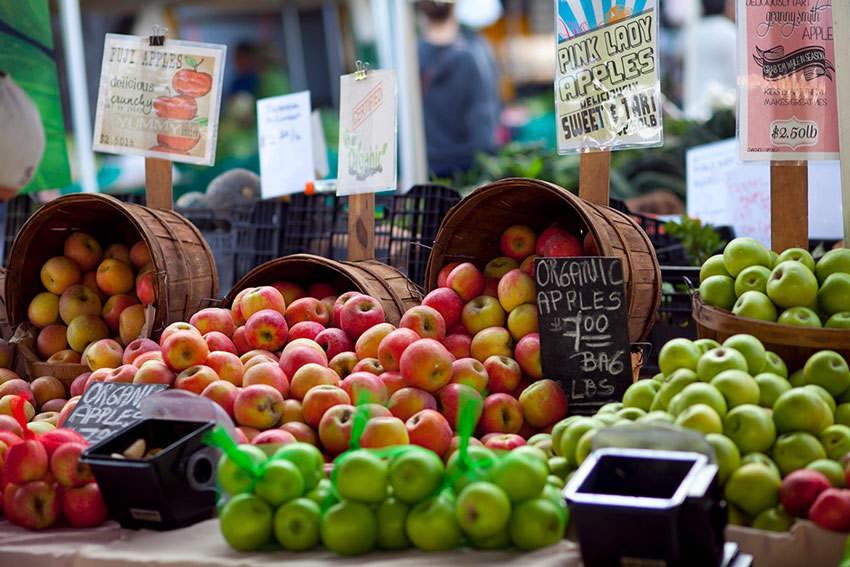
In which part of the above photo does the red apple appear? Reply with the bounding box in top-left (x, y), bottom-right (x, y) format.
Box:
top-left (360, 416), bottom-right (409, 449)
top-left (351, 358), bottom-right (384, 376)
top-left (252, 429), bottom-right (297, 446)
top-left (388, 387), bottom-right (437, 422)
top-left (332, 291), bottom-right (360, 328)
top-left (132, 351), bottom-right (163, 368)
top-left (318, 404), bottom-right (357, 455)
top-left (483, 355), bottom-right (522, 394)
top-left (536, 225), bottom-right (582, 257)
top-left (500, 225), bottom-right (537, 261)
top-left (406, 409), bottom-right (453, 455)
top-left (273, 281), bottom-right (306, 306)
top-left (780, 469), bottom-right (832, 517)
top-left (483, 433), bottom-right (526, 451)
top-left (399, 339), bottom-right (453, 392)
top-left (49, 442), bottom-right (92, 487)
top-left (232, 326), bottom-right (251, 355)
top-left (62, 482), bottom-right (107, 528)
top-left (200, 380), bottom-right (238, 417)
top-left (242, 362), bottom-right (289, 397)
top-left (286, 297), bottom-right (330, 327)
top-left (233, 286), bottom-right (287, 324)
top-left (341, 372), bottom-right (388, 405)
top-left (279, 342), bottom-right (327, 379)
top-left (519, 255), bottom-right (537, 277)
top-left (6, 480), bottom-right (60, 529)
top-left (203, 332), bottom-right (238, 355)
top-left (121, 338), bottom-right (159, 365)
top-left (133, 360), bottom-right (175, 385)
top-left (5, 439), bottom-right (48, 483)
top-left (446, 263), bottom-right (485, 302)
top-left (519, 379), bottom-right (567, 428)
top-left (161, 330), bottom-right (210, 371)
top-left (315, 328), bottom-right (354, 359)
top-left (190, 307), bottom-right (235, 337)
top-left (174, 365), bottom-right (218, 394)
top-left (307, 283), bottom-right (336, 300)
top-left (439, 383), bottom-right (483, 430)
top-left (0, 415), bottom-right (23, 437)
top-left (339, 294), bottom-right (385, 340)
top-left (443, 435), bottom-right (483, 461)
top-left (302, 385), bottom-right (350, 428)
top-left (437, 262), bottom-right (461, 288)
top-left (289, 321), bottom-right (326, 342)
top-left (38, 428), bottom-right (85, 458)
top-left (36, 325), bottom-right (69, 359)
top-left (328, 351), bottom-right (358, 379)
top-left (233, 384), bottom-right (284, 430)
top-left (280, 399), bottom-right (304, 424)
top-left (379, 371), bottom-right (406, 396)
top-left (205, 351), bottom-right (243, 386)
top-left (479, 393), bottom-right (523, 434)
top-left (451, 358), bottom-right (489, 393)
top-left (244, 309), bottom-right (289, 352)
top-left (422, 287), bottom-right (464, 329)
top-left (809, 488), bottom-right (850, 532)
top-left (377, 328), bottom-right (420, 372)
top-left (443, 334), bottom-right (472, 359)
top-left (514, 333), bottom-right (542, 379)
top-left (280, 422), bottom-right (318, 446)
top-left (0, 379), bottom-right (34, 405)
top-left (290, 363), bottom-right (340, 401)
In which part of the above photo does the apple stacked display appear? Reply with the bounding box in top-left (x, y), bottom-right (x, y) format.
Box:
top-left (699, 238), bottom-right (850, 328)
top-left (551, 333), bottom-right (850, 533)
top-left (27, 231), bottom-right (155, 362)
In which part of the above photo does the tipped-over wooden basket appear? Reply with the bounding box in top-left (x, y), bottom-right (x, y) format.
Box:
top-left (224, 254), bottom-right (422, 325)
top-left (692, 293), bottom-right (850, 372)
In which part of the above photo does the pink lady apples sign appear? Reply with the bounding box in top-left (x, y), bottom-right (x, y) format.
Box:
top-left (739, 1), bottom-right (838, 160)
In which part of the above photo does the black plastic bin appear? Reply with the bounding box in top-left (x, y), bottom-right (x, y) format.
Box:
top-left (643, 266), bottom-right (701, 376)
top-left (81, 418), bottom-right (219, 530)
top-left (565, 447), bottom-right (726, 567)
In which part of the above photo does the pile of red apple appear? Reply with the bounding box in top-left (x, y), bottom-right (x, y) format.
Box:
top-left (27, 231), bottom-right (155, 362)
top-left (0, 401), bottom-right (107, 530)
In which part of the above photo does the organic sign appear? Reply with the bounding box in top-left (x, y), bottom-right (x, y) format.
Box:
top-left (257, 91), bottom-right (314, 198)
top-left (554, 0), bottom-right (662, 154)
top-left (336, 68), bottom-right (397, 195)
top-left (739, 1), bottom-right (838, 160)
top-left (64, 382), bottom-right (168, 444)
top-left (93, 33), bottom-right (226, 165)
top-left (535, 257), bottom-right (631, 414)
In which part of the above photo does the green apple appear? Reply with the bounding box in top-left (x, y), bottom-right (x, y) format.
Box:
top-left (711, 370), bottom-right (760, 408)
top-left (446, 446), bottom-right (497, 493)
top-left (217, 444), bottom-right (267, 495)
top-left (559, 418), bottom-right (601, 467)
top-left (789, 369), bottom-right (806, 387)
top-left (724, 463), bottom-right (780, 516)
top-left (732, 291), bottom-right (778, 322)
top-left (724, 404), bottom-right (776, 454)
top-left (469, 528), bottom-right (511, 550)
top-left (723, 237), bottom-right (772, 277)
top-left (777, 306), bottom-right (822, 327)
top-left (273, 442), bottom-right (325, 491)
top-left (305, 478), bottom-right (336, 508)
top-left (548, 456), bottom-right (569, 479)
top-left (701, 254), bottom-right (731, 282)
top-left (321, 500), bottom-right (377, 555)
top-left (596, 403), bottom-right (623, 415)
top-left (455, 481), bottom-right (511, 538)
top-left (804, 384), bottom-right (836, 414)
top-left (254, 459), bottom-right (304, 506)
top-left (550, 419), bottom-right (572, 457)
top-left (770, 250), bottom-right (780, 267)
top-left (651, 372), bottom-right (666, 383)
top-left (675, 403), bottom-right (722, 435)
top-left (638, 411), bottom-right (675, 425)
top-left (406, 494), bottom-right (463, 551)
top-left (528, 436), bottom-right (554, 458)
top-left (836, 403), bottom-right (850, 427)
top-left (735, 265), bottom-right (772, 297)
top-left (706, 433), bottom-right (741, 484)
top-left (815, 248), bottom-right (850, 283)
top-left (762, 351), bottom-right (789, 378)
top-left (818, 273), bottom-right (850, 315)
top-left (694, 338), bottom-right (722, 354)
top-left (616, 407), bottom-right (646, 421)
top-left (697, 347), bottom-right (749, 382)
top-left (722, 334), bottom-right (767, 374)
top-left (806, 459), bottom-right (846, 487)
top-left (818, 424), bottom-right (850, 460)
top-left (803, 350), bottom-right (850, 397)
top-left (490, 450), bottom-right (548, 502)
top-left (777, 247), bottom-right (816, 272)
top-left (772, 432), bottom-right (826, 476)
top-left (728, 505), bottom-right (749, 526)
top-left (767, 261), bottom-right (819, 309)
top-left (334, 449), bottom-right (388, 503)
top-left (669, 382), bottom-right (728, 418)
top-left (376, 497), bottom-right (410, 550)
top-left (700, 276), bottom-right (736, 310)
top-left (273, 497), bottom-right (321, 551)
top-left (388, 447), bottom-right (444, 504)
top-left (622, 380), bottom-right (659, 412)
top-left (542, 483), bottom-right (569, 524)
top-left (548, 475), bottom-right (565, 489)
top-left (751, 506), bottom-right (793, 532)
top-left (658, 338), bottom-right (701, 376)
top-left (508, 498), bottom-right (567, 551)
top-left (825, 312), bottom-right (850, 329)
top-left (756, 373), bottom-right (791, 408)
top-left (741, 453), bottom-right (781, 479)
top-left (575, 429), bottom-right (596, 466)
top-left (773, 388), bottom-right (833, 435)
top-left (219, 493), bottom-right (273, 551)
top-left (595, 412), bottom-right (621, 426)
top-left (653, 369), bottom-right (699, 410)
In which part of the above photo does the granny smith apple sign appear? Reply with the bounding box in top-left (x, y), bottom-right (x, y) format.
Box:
top-left (535, 257), bottom-right (631, 414)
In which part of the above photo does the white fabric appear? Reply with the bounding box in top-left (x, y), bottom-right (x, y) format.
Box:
top-left (683, 15), bottom-right (738, 121)
top-left (456, 0), bottom-right (503, 30)
top-left (0, 73), bottom-right (45, 190)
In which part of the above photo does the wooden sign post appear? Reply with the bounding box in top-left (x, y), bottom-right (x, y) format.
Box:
top-left (145, 158), bottom-right (173, 211)
top-left (579, 150), bottom-right (612, 206)
top-left (833, 7), bottom-right (850, 245)
top-left (770, 162), bottom-right (809, 250)
top-left (347, 193), bottom-right (376, 261)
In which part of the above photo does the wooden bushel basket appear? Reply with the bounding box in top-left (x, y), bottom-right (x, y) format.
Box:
top-left (692, 293), bottom-right (850, 371)
top-left (224, 253), bottom-right (422, 325)
top-left (5, 194), bottom-right (218, 380)
top-left (425, 178), bottom-right (662, 343)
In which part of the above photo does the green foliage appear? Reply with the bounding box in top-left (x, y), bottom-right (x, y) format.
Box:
top-left (663, 216), bottom-right (727, 266)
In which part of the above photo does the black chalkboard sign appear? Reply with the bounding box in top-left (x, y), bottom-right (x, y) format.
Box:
top-left (65, 382), bottom-right (169, 443)
top-left (535, 257), bottom-right (631, 415)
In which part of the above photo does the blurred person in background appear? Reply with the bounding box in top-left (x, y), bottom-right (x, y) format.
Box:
top-left (417, 0), bottom-right (499, 178)
top-left (683, 0), bottom-right (737, 121)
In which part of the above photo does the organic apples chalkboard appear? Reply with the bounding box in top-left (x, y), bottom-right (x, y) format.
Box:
top-left (535, 257), bottom-right (631, 415)
top-left (65, 382), bottom-right (168, 444)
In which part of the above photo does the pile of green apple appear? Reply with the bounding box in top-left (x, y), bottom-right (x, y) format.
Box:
top-left (550, 333), bottom-right (850, 532)
top-left (215, 440), bottom-right (568, 555)
top-left (699, 237), bottom-right (850, 328)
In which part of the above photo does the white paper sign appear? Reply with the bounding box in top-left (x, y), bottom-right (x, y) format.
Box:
top-left (336, 69), bottom-right (397, 195)
top-left (687, 139), bottom-right (843, 248)
top-left (311, 110), bottom-right (330, 179)
top-left (257, 91), bottom-right (314, 198)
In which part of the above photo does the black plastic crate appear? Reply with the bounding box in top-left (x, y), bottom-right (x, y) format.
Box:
top-left (231, 200), bottom-right (288, 283)
top-left (0, 195), bottom-right (37, 266)
top-left (280, 193), bottom-right (338, 257)
top-left (642, 266), bottom-right (701, 377)
top-left (177, 207), bottom-right (236, 294)
top-left (81, 418), bottom-right (218, 530)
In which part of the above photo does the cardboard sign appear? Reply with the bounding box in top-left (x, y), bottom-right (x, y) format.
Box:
top-left (687, 138), bottom-right (844, 247)
top-left (93, 33), bottom-right (226, 165)
top-left (535, 257), bottom-right (631, 414)
top-left (336, 69), bottom-right (397, 195)
top-left (739, 1), bottom-right (838, 160)
top-left (555, 0), bottom-right (662, 154)
top-left (64, 382), bottom-right (168, 444)
top-left (257, 91), bottom-right (314, 198)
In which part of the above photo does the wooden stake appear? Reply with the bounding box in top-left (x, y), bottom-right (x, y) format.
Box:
top-left (833, 7), bottom-right (850, 245)
top-left (770, 161), bottom-right (808, 250)
top-left (347, 193), bottom-right (375, 261)
top-left (144, 158), bottom-right (173, 210)
top-left (579, 150), bottom-right (611, 206)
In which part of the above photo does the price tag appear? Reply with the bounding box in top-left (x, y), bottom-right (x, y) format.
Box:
top-left (739, 2), bottom-right (838, 160)
top-left (257, 91), bottom-right (314, 198)
top-left (64, 382), bottom-right (168, 444)
top-left (92, 33), bottom-right (226, 165)
top-left (535, 257), bottom-right (631, 415)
